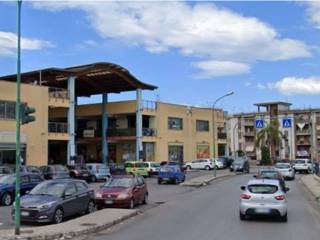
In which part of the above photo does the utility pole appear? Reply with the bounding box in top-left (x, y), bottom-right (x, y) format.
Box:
top-left (15, 0), bottom-right (22, 235)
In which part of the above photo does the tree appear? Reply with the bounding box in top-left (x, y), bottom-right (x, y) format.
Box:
top-left (256, 119), bottom-right (285, 165)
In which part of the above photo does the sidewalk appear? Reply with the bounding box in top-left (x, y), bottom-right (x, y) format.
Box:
top-left (1, 208), bottom-right (138, 240)
top-left (180, 169), bottom-right (232, 187)
top-left (301, 174), bottom-right (320, 200)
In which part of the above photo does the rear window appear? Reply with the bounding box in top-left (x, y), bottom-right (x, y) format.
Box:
top-left (248, 184), bottom-right (278, 194)
top-left (275, 164), bottom-right (290, 169)
top-left (160, 166), bottom-right (175, 172)
top-left (53, 165), bottom-right (68, 171)
top-left (151, 163), bottom-right (160, 167)
top-left (136, 163), bottom-right (148, 168)
top-left (258, 171), bottom-right (278, 179)
top-left (296, 160), bottom-right (306, 164)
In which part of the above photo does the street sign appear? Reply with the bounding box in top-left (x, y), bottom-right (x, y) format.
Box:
top-left (282, 118), bottom-right (292, 128)
top-left (255, 119), bottom-right (264, 128)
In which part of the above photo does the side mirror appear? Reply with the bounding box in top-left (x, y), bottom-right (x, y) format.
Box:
top-left (240, 186), bottom-right (246, 191)
top-left (25, 190), bottom-right (30, 194)
top-left (285, 187), bottom-right (290, 192)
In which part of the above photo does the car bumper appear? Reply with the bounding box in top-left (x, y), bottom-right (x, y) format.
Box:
top-left (240, 201), bottom-right (287, 217)
top-left (12, 208), bottom-right (54, 223)
top-left (279, 172), bottom-right (295, 179)
top-left (95, 198), bottom-right (131, 208)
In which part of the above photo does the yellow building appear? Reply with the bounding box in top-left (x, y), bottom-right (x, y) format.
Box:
top-left (0, 62), bottom-right (227, 166)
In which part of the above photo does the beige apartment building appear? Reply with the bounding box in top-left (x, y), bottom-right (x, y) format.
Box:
top-left (0, 62), bottom-right (227, 166)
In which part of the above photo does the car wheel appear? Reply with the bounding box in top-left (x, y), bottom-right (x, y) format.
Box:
top-left (205, 165), bottom-right (210, 171)
top-left (239, 212), bottom-right (246, 221)
top-left (86, 201), bottom-right (96, 214)
top-left (174, 178), bottom-right (179, 185)
top-left (187, 166), bottom-right (191, 170)
top-left (158, 178), bottom-right (162, 184)
top-left (129, 199), bottom-right (135, 209)
top-left (143, 193), bottom-right (148, 204)
top-left (70, 172), bottom-right (76, 178)
top-left (280, 213), bottom-right (287, 222)
top-left (1, 192), bottom-right (12, 206)
top-left (91, 175), bottom-right (97, 183)
top-left (53, 208), bottom-right (64, 224)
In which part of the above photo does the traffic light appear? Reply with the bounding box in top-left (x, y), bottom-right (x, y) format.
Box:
top-left (20, 104), bottom-right (36, 125)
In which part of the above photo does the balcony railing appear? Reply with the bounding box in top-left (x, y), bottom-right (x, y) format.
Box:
top-left (296, 129), bottom-right (312, 135)
top-left (217, 132), bottom-right (227, 139)
top-left (243, 119), bottom-right (254, 125)
top-left (48, 122), bottom-right (68, 133)
top-left (243, 131), bottom-right (255, 136)
top-left (142, 100), bottom-right (157, 111)
top-left (49, 87), bottom-right (69, 99)
top-left (107, 128), bottom-right (157, 137)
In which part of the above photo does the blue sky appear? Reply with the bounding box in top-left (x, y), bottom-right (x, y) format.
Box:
top-left (1, 1), bottom-right (320, 113)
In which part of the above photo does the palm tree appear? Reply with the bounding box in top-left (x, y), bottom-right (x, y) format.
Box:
top-left (256, 119), bottom-right (285, 164)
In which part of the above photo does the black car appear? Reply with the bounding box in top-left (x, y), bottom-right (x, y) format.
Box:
top-left (230, 157), bottom-right (250, 173)
top-left (67, 165), bottom-right (91, 182)
top-left (40, 165), bottom-right (70, 180)
top-left (219, 156), bottom-right (234, 168)
top-left (14, 179), bottom-right (95, 224)
top-left (17, 165), bottom-right (42, 175)
top-left (0, 173), bottom-right (43, 206)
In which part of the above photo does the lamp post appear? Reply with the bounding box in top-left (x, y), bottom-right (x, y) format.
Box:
top-left (212, 91), bottom-right (234, 177)
top-left (15, 0), bottom-right (22, 235)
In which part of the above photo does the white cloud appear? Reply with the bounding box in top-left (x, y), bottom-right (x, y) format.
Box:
top-left (304, 2), bottom-right (320, 28)
top-left (256, 83), bottom-right (266, 90)
top-left (268, 76), bottom-right (320, 95)
top-left (0, 31), bottom-right (52, 57)
top-left (32, 1), bottom-right (311, 77)
top-left (244, 81), bottom-right (252, 87)
top-left (193, 60), bottom-right (250, 78)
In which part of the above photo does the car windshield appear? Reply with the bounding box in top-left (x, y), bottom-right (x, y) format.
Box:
top-left (53, 165), bottom-right (68, 171)
top-left (160, 166), bottom-right (175, 172)
top-left (258, 171), bottom-right (278, 179)
top-left (275, 164), bottom-right (290, 169)
top-left (296, 160), bottom-right (306, 164)
top-left (30, 181), bottom-right (66, 197)
top-left (234, 159), bottom-right (244, 164)
top-left (136, 163), bottom-right (148, 168)
top-left (0, 175), bottom-right (15, 185)
top-left (151, 163), bottom-right (160, 167)
top-left (248, 184), bottom-right (278, 194)
top-left (104, 178), bottom-right (133, 188)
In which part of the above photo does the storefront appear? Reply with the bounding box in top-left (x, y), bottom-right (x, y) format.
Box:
top-left (168, 144), bottom-right (184, 164)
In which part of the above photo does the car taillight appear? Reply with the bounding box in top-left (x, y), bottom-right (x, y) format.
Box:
top-left (240, 194), bottom-right (251, 199)
top-left (74, 170), bottom-right (80, 176)
top-left (275, 195), bottom-right (285, 200)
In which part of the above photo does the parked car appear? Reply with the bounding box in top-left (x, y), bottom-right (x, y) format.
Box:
top-left (158, 165), bottom-right (185, 184)
top-left (292, 159), bottom-right (312, 174)
top-left (230, 157), bottom-right (250, 173)
top-left (67, 165), bottom-right (92, 182)
top-left (213, 158), bottom-right (227, 169)
top-left (255, 168), bottom-right (287, 192)
top-left (239, 179), bottom-right (289, 222)
top-left (124, 161), bottom-right (149, 177)
top-left (0, 166), bottom-right (14, 178)
top-left (19, 165), bottom-right (42, 175)
top-left (86, 163), bottom-right (111, 182)
top-left (13, 179), bottom-right (95, 224)
top-left (109, 163), bottom-right (126, 175)
top-left (0, 173), bottom-right (43, 206)
top-left (184, 159), bottom-right (214, 170)
top-left (40, 165), bottom-right (70, 180)
top-left (144, 162), bottom-right (160, 175)
top-left (274, 163), bottom-right (295, 180)
top-left (95, 175), bottom-right (148, 209)
top-left (219, 156), bottom-right (234, 168)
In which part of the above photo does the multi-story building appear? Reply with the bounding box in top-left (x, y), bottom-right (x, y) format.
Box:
top-left (0, 62), bottom-right (227, 166)
top-left (229, 101), bottom-right (320, 162)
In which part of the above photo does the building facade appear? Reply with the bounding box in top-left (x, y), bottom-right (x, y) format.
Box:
top-left (228, 102), bottom-right (320, 162)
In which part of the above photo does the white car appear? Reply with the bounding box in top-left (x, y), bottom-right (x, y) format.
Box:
top-left (292, 159), bottom-right (312, 174)
top-left (239, 179), bottom-right (288, 222)
top-left (145, 162), bottom-right (160, 175)
top-left (184, 159), bottom-right (214, 170)
top-left (274, 163), bottom-right (295, 180)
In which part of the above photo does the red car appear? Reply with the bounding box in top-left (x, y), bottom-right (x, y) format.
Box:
top-left (95, 175), bottom-right (148, 209)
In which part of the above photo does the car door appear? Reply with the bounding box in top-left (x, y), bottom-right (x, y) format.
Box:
top-left (75, 181), bottom-right (90, 212)
top-left (29, 174), bottom-right (43, 188)
top-left (191, 160), bottom-right (199, 169)
top-left (62, 183), bottom-right (78, 217)
top-left (137, 177), bottom-right (146, 202)
top-left (132, 178), bottom-right (141, 203)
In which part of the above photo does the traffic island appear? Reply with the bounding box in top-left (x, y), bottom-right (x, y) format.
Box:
top-left (180, 170), bottom-right (233, 187)
top-left (1, 209), bottom-right (138, 240)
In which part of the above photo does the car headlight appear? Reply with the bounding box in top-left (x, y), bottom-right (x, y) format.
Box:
top-left (37, 201), bottom-right (56, 211)
top-left (117, 193), bottom-right (130, 200)
top-left (95, 192), bottom-right (102, 198)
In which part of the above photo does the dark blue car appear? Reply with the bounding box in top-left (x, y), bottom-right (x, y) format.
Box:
top-left (158, 165), bottom-right (185, 184)
top-left (0, 173), bottom-right (43, 206)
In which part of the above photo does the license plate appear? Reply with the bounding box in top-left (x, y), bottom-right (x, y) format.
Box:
top-left (255, 208), bottom-right (269, 214)
top-left (105, 200), bottom-right (113, 204)
top-left (21, 211), bottom-right (30, 216)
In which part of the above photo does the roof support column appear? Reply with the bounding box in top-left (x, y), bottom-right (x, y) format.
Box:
top-left (102, 93), bottom-right (108, 165)
top-left (68, 76), bottom-right (76, 165)
top-left (136, 89), bottom-right (143, 161)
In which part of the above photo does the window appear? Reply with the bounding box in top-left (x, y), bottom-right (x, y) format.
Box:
top-left (21, 176), bottom-right (29, 184)
top-left (196, 120), bottom-right (209, 131)
top-left (0, 101), bottom-right (16, 120)
top-left (30, 175), bottom-right (42, 183)
top-left (75, 182), bottom-right (88, 192)
top-left (168, 117), bottom-right (183, 130)
top-left (65, 184), bottom-right (77, 196)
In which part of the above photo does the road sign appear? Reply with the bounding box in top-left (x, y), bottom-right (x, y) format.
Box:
top-left (282, 118), bottom-right (292, 128)
top-left (255, 119), bottom-right (264, 128)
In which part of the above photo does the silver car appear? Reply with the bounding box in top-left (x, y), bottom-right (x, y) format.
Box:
top-left (274, 163), bottom-right (295, 180)
top-left (239, 179), bottom-right (289, 222)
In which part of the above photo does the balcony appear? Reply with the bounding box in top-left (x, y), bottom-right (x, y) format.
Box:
top-left (48, 87), bottom-right (69, 107)
top-left (296, 129), bottom-right (312, 135)
top-left (107, 128), bottom-right (157, 137)
top-left (296, 141), bottom-right (311, 146)
top-left (217, 132), bottom-right (227, 139)
top-left (243, 131), bottom-right (255, 137)
top-left (243, 119), bottom-right (254, 126)
top-left (48, 122), bottom-right (68, 140)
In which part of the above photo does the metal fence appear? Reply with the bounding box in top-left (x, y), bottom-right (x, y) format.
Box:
top-left (49, 87), bottom-right (69, 99)
top-left (48, 122), bottom-right (68, 133)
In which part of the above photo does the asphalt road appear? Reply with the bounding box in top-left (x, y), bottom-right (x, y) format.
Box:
top-left (83, 174), bottom-right (320, 240)
top-left (0, 169), bottom-right (211, 230)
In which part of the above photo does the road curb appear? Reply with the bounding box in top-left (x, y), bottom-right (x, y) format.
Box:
top-left (3, 210), bottom-right (139, 240)
top-left (300, 176), bottom-right (320, 201)
top-left (180, 173), bottom-right (234, 187)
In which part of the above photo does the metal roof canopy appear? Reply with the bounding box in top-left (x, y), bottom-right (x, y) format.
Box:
top-left (254, 101), bottom-right (292, 107)
top-left (0, 62), bottom-right (157, 97)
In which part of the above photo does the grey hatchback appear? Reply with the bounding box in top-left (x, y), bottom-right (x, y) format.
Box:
top-left (13, 179), bottom-right (95, 224)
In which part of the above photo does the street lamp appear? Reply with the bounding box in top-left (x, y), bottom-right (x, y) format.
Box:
top-left (212, 91), bottom-right (234, 177)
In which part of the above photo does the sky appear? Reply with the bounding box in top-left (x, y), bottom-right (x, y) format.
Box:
top-left (1, 1), bottom-right (320, 113)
